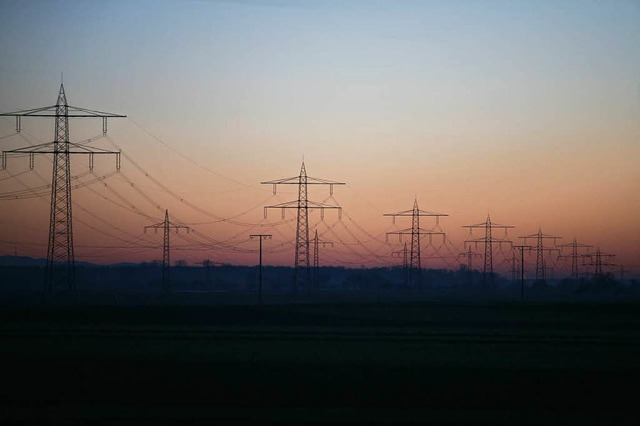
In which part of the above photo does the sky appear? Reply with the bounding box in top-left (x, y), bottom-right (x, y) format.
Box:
top-left (0, 0), bottom-right (639, 277)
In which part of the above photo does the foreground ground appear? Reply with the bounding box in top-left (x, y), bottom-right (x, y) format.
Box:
top-left (1, 299), bottom-right (639, 425)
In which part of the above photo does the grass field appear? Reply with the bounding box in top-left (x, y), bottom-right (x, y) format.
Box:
top-left (1, 300), bottom-right (639, 425)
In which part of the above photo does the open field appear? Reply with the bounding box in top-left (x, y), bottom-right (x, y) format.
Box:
top-left (1, 301), bottom-right (639, 425)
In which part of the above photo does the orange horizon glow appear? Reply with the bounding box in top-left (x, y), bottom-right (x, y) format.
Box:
top-left (1, 1), bottom-right (638, 278)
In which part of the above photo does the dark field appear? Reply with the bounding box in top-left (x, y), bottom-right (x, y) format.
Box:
top-left (1, 300), bottom-right (639, 425)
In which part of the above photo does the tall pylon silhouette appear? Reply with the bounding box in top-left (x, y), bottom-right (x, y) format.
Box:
top-left (1, 83), bottom-right (125, 295)
top-left (558, 237), bottom-right (592, 280)
top-left (385, 199), bottom-right (447, 289)
top-left (262, 162), bottom-right (344, 291)
top-left (582, 247), bottom-right (615, 279)
top-left (519, 227), bottom-right (561, 281)
top-left (463, 215), bottom-right (514, 287)
top-left (458, 246), bottom-right (481, 272)
top-left (144, 210), bottom-right (190, 291)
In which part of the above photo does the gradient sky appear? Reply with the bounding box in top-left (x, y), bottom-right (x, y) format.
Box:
top-left (1, 0), bottom-right (639, 276)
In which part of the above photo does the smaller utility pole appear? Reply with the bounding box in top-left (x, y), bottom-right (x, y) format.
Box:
top-left (513, 244), bottom-right (531, 302)
top-left (250, 234), bottom-right (272, 305)
top-left (144, 210), bottom-right (189, 291)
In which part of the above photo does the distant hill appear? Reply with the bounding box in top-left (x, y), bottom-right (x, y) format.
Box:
top-left (0, 256), bottom-right (94, 267)
top-left (0, 256), bottom-right (47, 267)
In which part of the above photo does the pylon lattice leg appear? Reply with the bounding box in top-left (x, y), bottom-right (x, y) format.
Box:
top-left (46, 85), bottom-right (74, 295)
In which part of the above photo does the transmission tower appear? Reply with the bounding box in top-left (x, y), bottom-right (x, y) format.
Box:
top-left (544, 260), bottom-right (555, 281)
top-left (463, 215), bottom-right (514, 286)
top-left (262, 162), bottom-right (344, 290)
top-left (582, 247), bottom-right (615, 279)
top-left (1, 82), bottom-right (125, 295)
top-left (144, 210), bottom-right (190, 291)
top-left (385, 199), bottom-right (447, 289)
top-left (557, 238), bottom-right (592, 280)
top-left (458, 246), bottom-right (481, 286)
top-left (458, 246), bottom-right (481, 272)
top-left (392, 242), bottom-right (409, 286)
top-left (312, 229), bottom-right (333, 290)
top-left (504, 251), bottom-right (518, 283)
top-left (519, 228), bottom-right (561, 282)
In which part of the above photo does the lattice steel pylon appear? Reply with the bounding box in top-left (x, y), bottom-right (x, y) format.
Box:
top-left (385, 199), bottom-right (447, 289)
top-left (504, 250), bottom-right (518, 283)
top-left (391, 242), bottom-right (410, 286)
top-left (582, 247), bottom-right (615, 279)
top-left (458, 246), bottom-right (481, 273)
top-left (144, 210), bottom-right (190, 291)
top-left (1, 82), bottom-right (125, 295)
top-left (262, 162), bottom-right (344, 291)
top-left (312, 229), bottom-right (333, 289)
top-left (463, 215), bottom-right (514, 287)
top-left (519, 227), bottom-right (561, 282)
top-left (557, 237), bottom-right (592, 280)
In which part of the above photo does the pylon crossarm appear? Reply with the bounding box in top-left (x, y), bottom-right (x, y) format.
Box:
top-left (384, 210), bottom-right (448, 217)
top-left (4, 147), bottom-right (120, 155)
top-left (265, 200), bottom-right (299, 208)
top-left (386, 228), bottom-right (414, 235)
top-left (66, 142), bottom-right (120, 154)
top-left (307, 200), bottom-right (340, 209)
top-left (464, 222), bottom-right (514, 229)
top-left (3, 142), bottom-right (58, 153)
top-left (558, 243), bottom-right (592, 248)
top-left (65, 105), bottom-right (126, 118)
top-left (0, 105), bottom-right (57, 116)
top-left (265, 200), bottom-right (340, 210)
top-left (260, 176), bottom-right (299, 185)
top-left (464, 238), bottom-right (487, 244)
top-left (520, 233), bottom-right (562, 239)
top-left (260, 176), bottom-right (345, 185)
top-left (144, 224), bottom-right (164, 231)
top-left (0, 105), bottom-right (125, 118)
top-left (464, 236), bottom-right (512, 245)
top-left (418, 229), bottom-right (445, 235)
